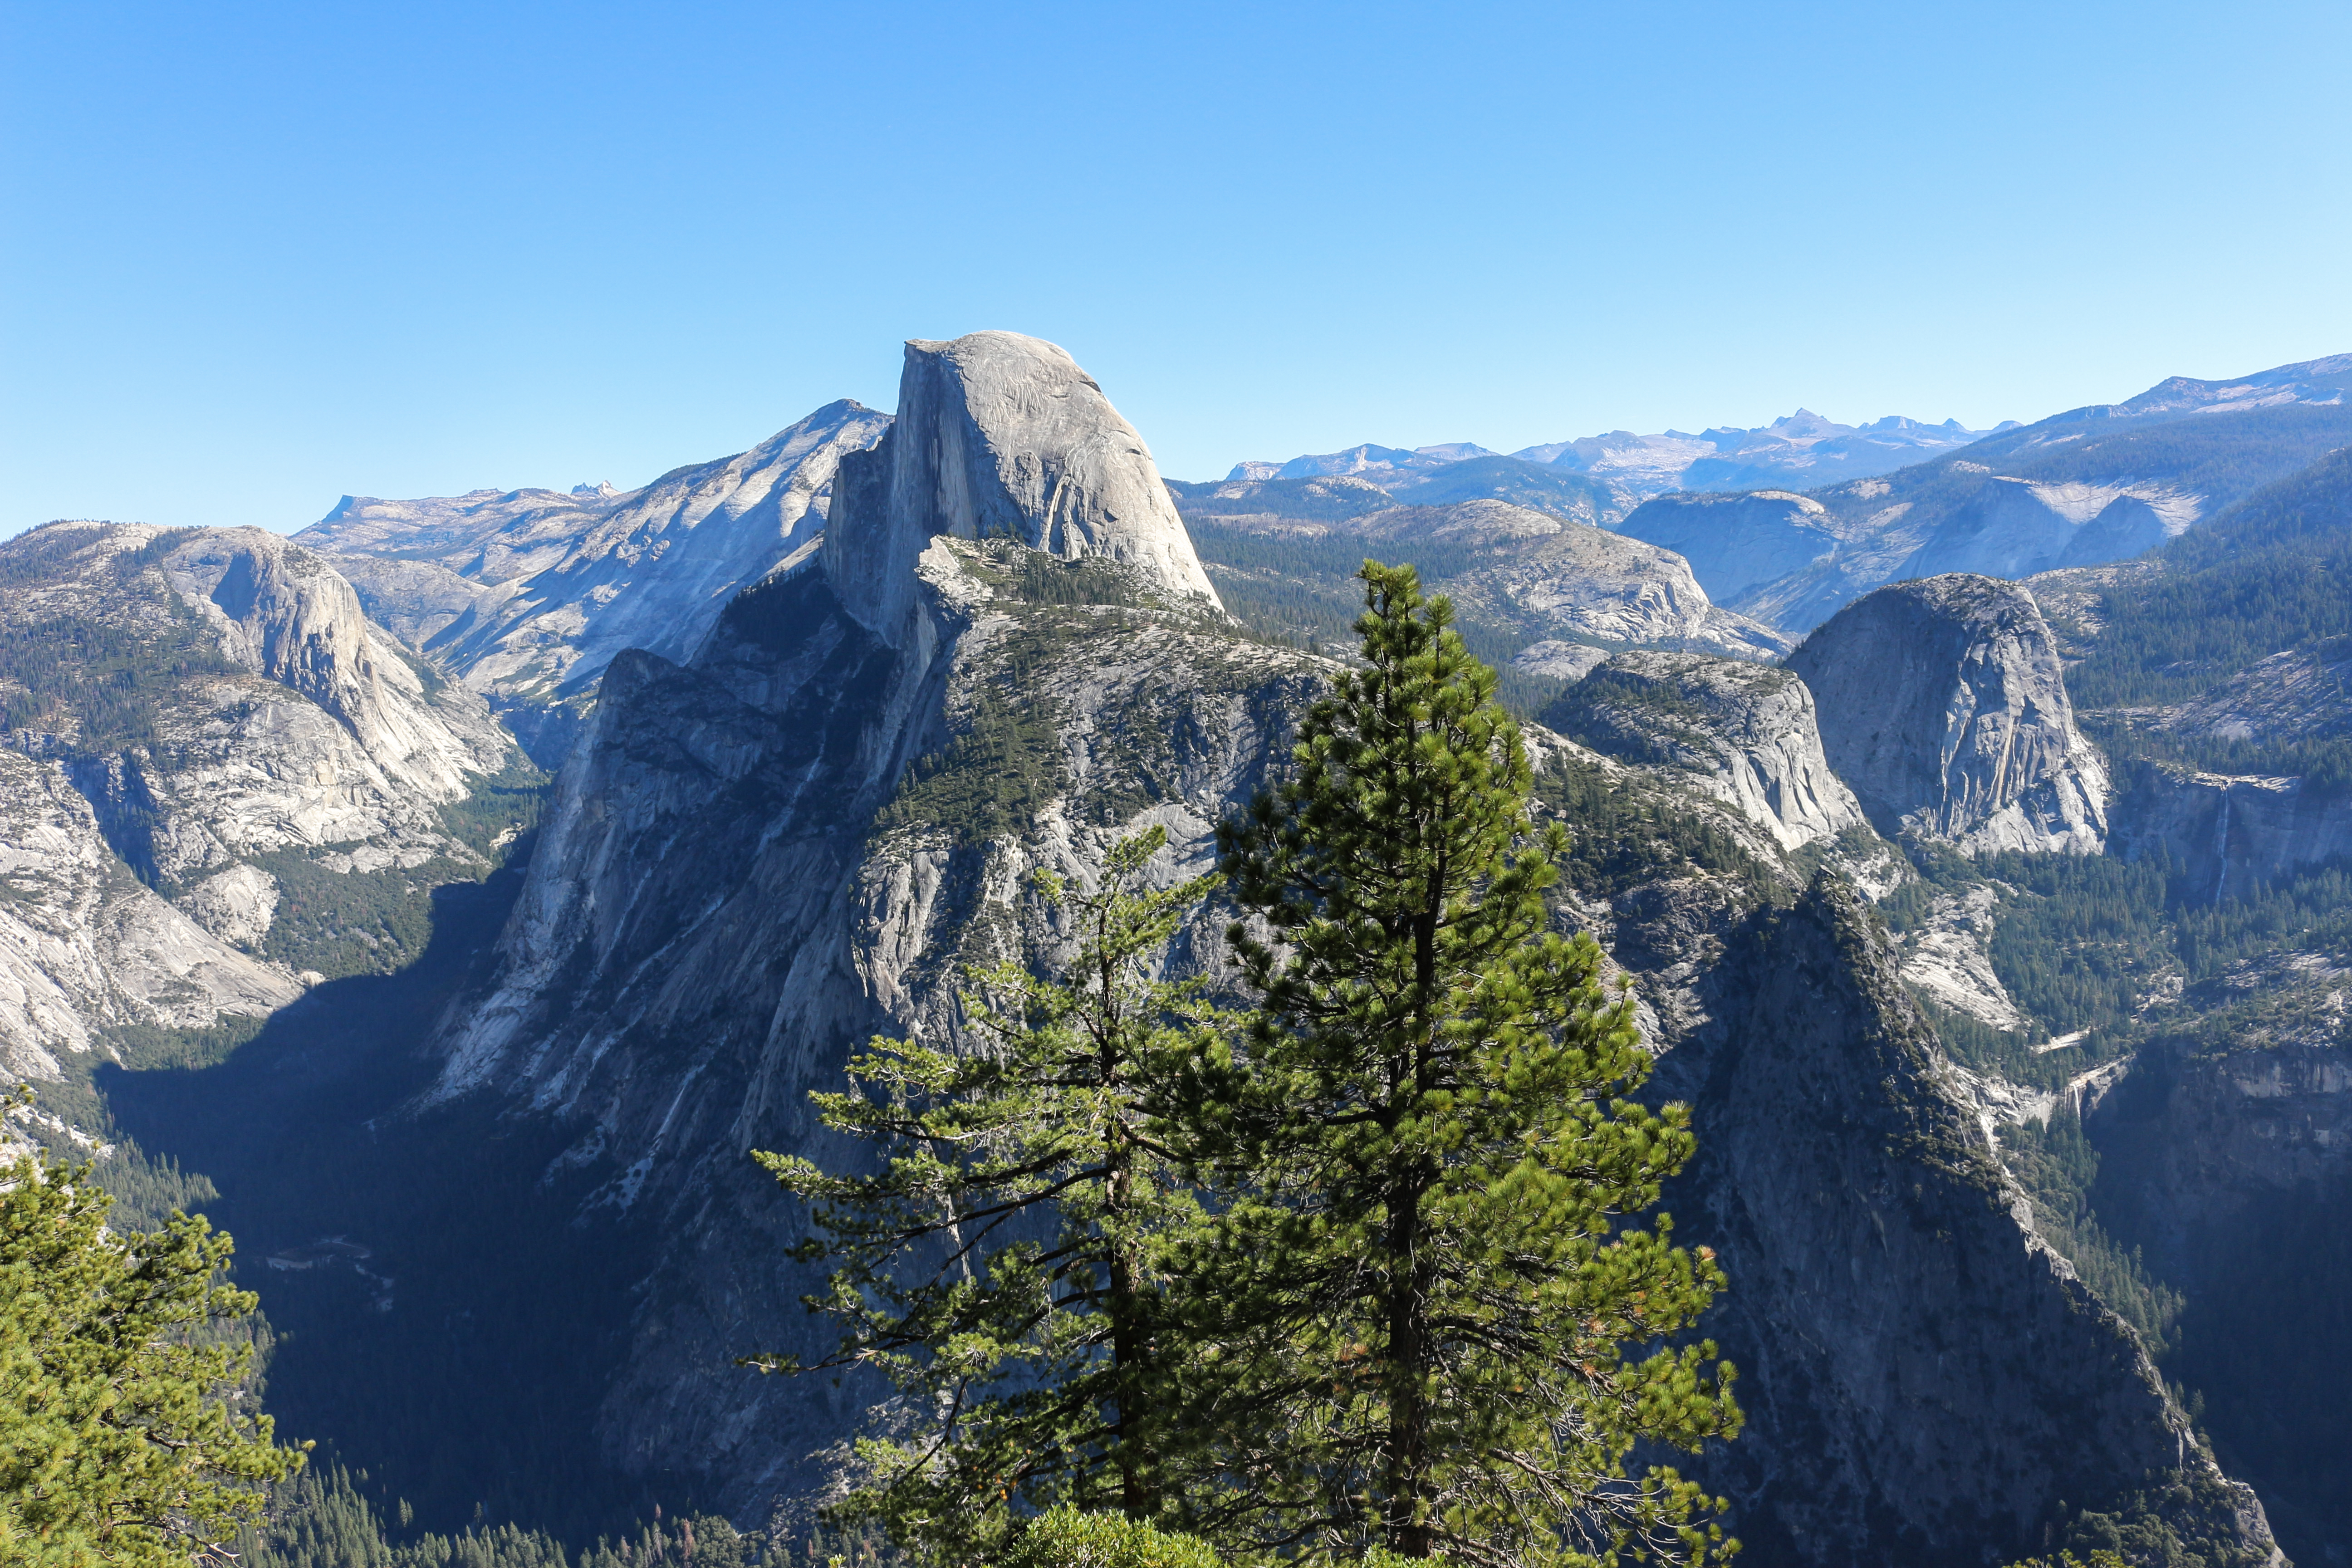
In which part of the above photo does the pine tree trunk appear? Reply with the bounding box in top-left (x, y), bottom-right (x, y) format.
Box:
top-left (1102, 935), bottom-right (1152, 1520)
top-left (1385, 901), bottom-right (1441, 1557)
top-left (1110, 1157), bottom-right (1151, 1519)
top-left (1386, 1176), bottom-right (1433, 1557)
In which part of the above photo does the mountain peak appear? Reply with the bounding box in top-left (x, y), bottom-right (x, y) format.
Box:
top-left (822, 331), bottom-right (1222, 642)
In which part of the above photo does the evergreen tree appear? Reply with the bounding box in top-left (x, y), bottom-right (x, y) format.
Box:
top-left (749, 829), bottom-right (1223, 1561)
top-left (1181, 562), bottom-right (1740, 1565)
top-left (0, 1090), bottom-right (305, 1566)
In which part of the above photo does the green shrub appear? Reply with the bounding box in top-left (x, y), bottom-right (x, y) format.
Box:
top-left (995, 1508), bottom-right (1225, 1568)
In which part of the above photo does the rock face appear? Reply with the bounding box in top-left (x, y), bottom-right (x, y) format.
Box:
top-left (1649, 879), bottom-right (2270, 1567)
top-left (822, 332), bottom-right (1221, 644)
top-left (165, 530), bottom-right (506, 805)
top-left (2088, 1030), bottom-right (2352, 1558)
top-left (1432, 510), bottom-right (1793, 659)
top-left (417, 338), bottom-right (1275, 1505)
top-left (0, 521), bottom-right (526, 1066)
top-left (1615, 489), bottom-right (1841, 604)
top-left (1544, 652), bottom-right (1866, 852)
top-left (428, 538), bottom-right (1315, 1509)
top-left (2113, 768), bottom-right (2352, 903)
top-left (300, 400), bottom-right (894, 762)
top-left (1510, 640), bottom-right (1612, 682)
top-left (1789, 574), bottom-right (2111, 853)
top-left (1896, 883), bottom-right (2027, 1032)
top-left (1899, 476), bottom-right (2201, 581)
top-left (0, 746), bottom-right (299, 1082)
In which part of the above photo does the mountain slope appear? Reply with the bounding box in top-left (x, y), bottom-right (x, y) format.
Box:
top-left (309, 332), bottom-right (2273, 1566)
top-left (0, 521), bottom-right (533, 1088)
top-left (299, 400), bottom-right (894, 762)
top-left (1789, 574), bottom-right (2111, 853)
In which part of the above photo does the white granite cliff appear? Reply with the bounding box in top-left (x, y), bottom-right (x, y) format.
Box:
top-left (1789, 574), bottom-right (2111, 853)
top-left (822, 332), bottom-right (1222, 644)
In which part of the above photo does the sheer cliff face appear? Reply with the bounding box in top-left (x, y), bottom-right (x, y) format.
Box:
top-left (428, 539), bottom-right (1315, 1509)
top-left (301, 400), bottom-right (894, 762)
top-left (1789, 573), bottom-right (2111, 854)
top-left (165, 529), bottom-right (510, 804)
top-left (1649, 879), bottom-right (2273, 1568)
top-left (1616, 490), bottom-right (1842, 607)
top-left (822, 332), bottom-right (1222, 643)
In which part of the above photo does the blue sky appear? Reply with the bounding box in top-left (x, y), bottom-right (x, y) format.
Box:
top-left (5, 1), bottom-right (2349, 533)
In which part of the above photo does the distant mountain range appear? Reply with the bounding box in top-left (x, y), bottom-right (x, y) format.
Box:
top-left (1626, 352), bottom-right (2352, 630)
top-left (1221, 409), bottom-right (2019, 500)
top-left (1198, 354), bottom-right (2352, 636)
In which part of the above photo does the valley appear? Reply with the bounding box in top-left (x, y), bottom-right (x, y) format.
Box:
top-left (7, 335), bottom-right (2352, 1567)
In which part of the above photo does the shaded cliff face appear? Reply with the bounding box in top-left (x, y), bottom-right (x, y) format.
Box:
top-left (1643, 878), bottom-right (2269, 1567)
top-left (1615, 490), bottom-right (1841, 606)
top-left (823, 332), bottom-right (1221, 642)
top-left (301, 400), bottom-right (894, 763)
top-left (2089, 1028), bottom-right (2352, 1558)
top-left (2114, 767), bottom-right (2352, 903)
top-left (427, 536), bottom-right (1316, 1510)
top-left (1789, 573), bottom-right (2111, 853)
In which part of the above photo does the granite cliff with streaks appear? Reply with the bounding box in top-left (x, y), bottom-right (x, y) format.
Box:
top-left (1789, 574), bottom-right (2111, 853)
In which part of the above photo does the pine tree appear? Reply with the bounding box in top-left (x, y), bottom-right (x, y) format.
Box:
top-left (0, 1089), bottom-right (306, 1566)
top-left (1180, 562), bottom-right (1741, 1565)
top-left (748, 828), bottom-right (1224, 1561)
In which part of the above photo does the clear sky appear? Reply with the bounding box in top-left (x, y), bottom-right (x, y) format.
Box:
top-left (5, 1), bottom-right (2349, 533)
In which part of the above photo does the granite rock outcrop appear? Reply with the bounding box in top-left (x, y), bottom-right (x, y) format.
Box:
top-left (0, 746), bottom-right (299, 1082)
top-left (0, 521), bottom-right (525, 1068)
top-left (1789, 574), bottom-right (2111, 853)
top-left (822, 332), bottom-right (1221, 644)
top-left (1650, 878), bottom-right (2272, 1567)
top-left (1543, 651), bottom-right (1866, 852)
top-left (1432, 510), bottom-right (1792, 659)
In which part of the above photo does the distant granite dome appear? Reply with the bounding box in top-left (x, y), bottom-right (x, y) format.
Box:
top-left (823, 331), bottom-right (1222, 642)
top-left (1790, 573), bottom-right (2110, 854)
